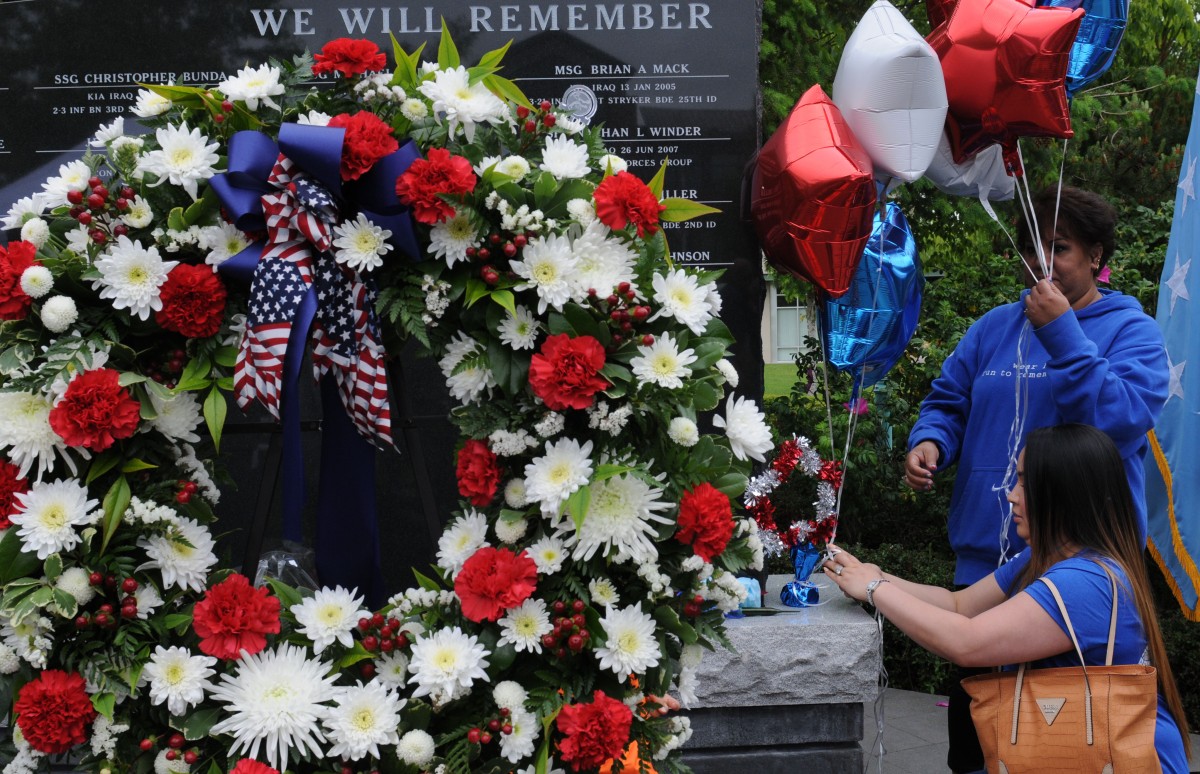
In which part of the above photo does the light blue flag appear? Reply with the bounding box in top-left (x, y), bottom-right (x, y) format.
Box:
top-left (1145, 66), bottom-right (1200, 621)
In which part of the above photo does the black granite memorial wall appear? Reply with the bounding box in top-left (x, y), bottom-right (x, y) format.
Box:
top-left (0, 0), bottom-right (764, 592)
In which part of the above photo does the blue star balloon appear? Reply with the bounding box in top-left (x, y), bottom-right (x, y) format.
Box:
top-left (820, 201), bottom-right (924, 389)
top-left (1039, 0), bottom-right (1128, 98)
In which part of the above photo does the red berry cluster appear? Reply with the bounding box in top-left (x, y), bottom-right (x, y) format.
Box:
top-left (140, 733), bottom-right (200, 765)
top-left (516, 99), bottom-right (558, 135)
top-left (682, 593), bottom-right (705, 618)
top-left (468, 231), bottom-right (531, 285)
top-left (541, 598), bottom-right (591, 658)
top-left (584, 281), bottom-right (654, 348)
top-left (356, 613), bottom-right (409, 679)
top-left (175, 479), bottom-right (199, 504)
top-left (144, 347), bottom-right (189, 389)
top-left (73, 573), bottom-right (141, 629)
top-left (467, 706), bottom-right (515, 746)
top-left (212, 97), bottom-right (234, 124)
top-left (66, 176), bottom-right (137, 245)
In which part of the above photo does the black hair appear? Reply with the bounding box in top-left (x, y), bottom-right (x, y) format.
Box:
top-left (1016, 186), bottom-right (1117, 271)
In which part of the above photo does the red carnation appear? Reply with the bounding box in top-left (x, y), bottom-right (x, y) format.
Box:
top-left (456, 439), bottom-right (501, 507)
top-left (0, 459), bottom-right (28, 531)
top-left (593, 171), bottom-right (665, 238)
top-left (675, 482), bottom-right (734, 562)
top-left (312, 38), bottom-right (386, 77)
top-left (394, 147), bottom-right (478, 224)
top-left (328, 111), bottom-right (399, 181)
top-left (229, 760), bottom-right (281, 774)
top-left (528, 333), bottom-right (609, 411)
top-left (556, 690), bottom-right (634, 772)
top-left (48, 367), bottom-right (142, 452)
top-left (14, 670), bottom-right (97, 754)
top-left (155, 263), bottom-right (228, 338)
top-left (454, 546), bottom-right (539, 623)
top-left (0, 240), bottom-right (40, 320)
top-left (192, 573), bottom-right (281, 660)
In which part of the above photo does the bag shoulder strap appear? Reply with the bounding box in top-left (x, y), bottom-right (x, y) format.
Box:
top-left (1036, 564), bottom-right (1120, 666)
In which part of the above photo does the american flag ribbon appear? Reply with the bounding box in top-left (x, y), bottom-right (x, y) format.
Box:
top-left (234, 155), bottom-right (394, 447)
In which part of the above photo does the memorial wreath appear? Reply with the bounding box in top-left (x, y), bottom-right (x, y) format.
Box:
top-left (0, 31), bottom-right (770, 774)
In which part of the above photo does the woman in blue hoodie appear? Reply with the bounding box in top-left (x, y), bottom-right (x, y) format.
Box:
top-left (903, 186), bottom-right (1169, 772)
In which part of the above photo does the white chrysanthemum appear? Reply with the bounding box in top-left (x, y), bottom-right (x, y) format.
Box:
top-left (40, 160), bottom-right (90, 208)
top-left (400, 98), bottom-right (428, 121)
top-left (208, 643), bottom-right (338, 772)
top-left (499, 708), bottom-right (540, 763)
top-left (292, 586), bottom-right (371, 654)
top-left (594, 602), bottom-right (661, 681)
top-left (503, 477), bottom-right (530, 507)
top-left (2, 194), bottom-right (46, 230)
top-left (134, 583), bottom-right (164, 619)
top-left (133, 88), bottom-right (171, 117)
top-left (539, 135), bottom-right (590, 179)
top-left (19, 266), bottom-right (52, 298)
top-left (715, 358), bottom-right (739, 388)
top-left (511, 232), bottom-right (578, 314)
top-left (39, 295), bottom-right (78, 334)
top-left (407, 626), bottom-right (491, 706)
top-left (436, 510), bottom-right (490, 576)
top-left (333, 213), bottom-right (393, 272)
top-left (137, 517), bottom-right (219, 592)
top-left (498, 597), bottom-right (553, 653)
top-left (495, 513), bottom-right (529, 544)
top-left (219, 64), bottom-right (285, 111)
top-left (497, 305), bottom-right (541, 350)
top-left (651, 269), bottom-right (715, 335)
top-left (566, 197), bottom-right (597, 226)
top-left (324, 681), bottom-right (405, 761)
top-left (493, 680), bottom-right (528, 712)
top-left (0, 391), bottom-right (70, 478)
top-left (527, 535), bottom-right (567, 576)
top-left (397, 728), bottom-right (436, 767)
top-left (64, 225), bottom-right (92, 257)
top-left (496, 155), bottom-right (532, 179)
top-left (597, 154), bottom-right (628, 175)
top-left (153, 748), bottom-right (191, 774)
top-left (54, 567), bottom-right (96, 606)
top-left (713, 395), bottom-right (773, 462)
top-left (91, 116), bottom-right (126, 147)
top-left (121, 195), bottom-right (154, 229)
top-left (297, 109), bottom-right (332, 126)
top-left (438, 331), bottom-right (496, 404)
top-left (418, 65), bottom-right (507, 142)
top-left (374, 650), bottom-right (410, 687)
top-left (630, 334), bottom-right (697, 390)
top-left (589, 577), bottom-right (621, 608)
top-left (1, 612), bottom-right (52, 669)
top-left (92, 236), bottom-right (178, 320)
top-left (562, 473), bottom-right (671, 564)
top-left (144, 645), bottom-right (217, 716)
top-left (516, 758), bottom-right (568, 774)
top-left (428, 208), bottom-right (478, 267)
top-left (148, 391), bottom-right (203, 444)
top-left (136, 123), bottom-right (220, 200)
top-left (668, 417), bottom-right (700, 447)
top-left (20, 218), bottom-right (49, 249)
top-left (523, 437), bottom-right (593, 512)
top-left (10, 479), bottom-right (98, 559)
top-left (569, 220), bottom-right (638, 301)
top-left (0, 642), bottom-right (19, 674)
top-left (200, 221), bottom-right (251, 268)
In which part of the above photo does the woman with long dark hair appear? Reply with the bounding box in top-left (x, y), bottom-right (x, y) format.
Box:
top-left (829, 424), bottom-right (1189, 772)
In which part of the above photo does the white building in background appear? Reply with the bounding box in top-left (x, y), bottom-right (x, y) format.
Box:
top-left (760, 260), bottom-right (819, 365)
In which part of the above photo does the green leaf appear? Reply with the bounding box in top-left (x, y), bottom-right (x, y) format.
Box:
top-left (183, 188), bottom-right (216, 226)
top-left (565, 484), bottom-right (591, 530)
top-left (477, 39), bottom-right (513, 71)
top-left (660, 197), bottom-right (721, 222)
top-left (120, 458), bottom-right (158, 474)
top-left (533, 170), bottom-right (558, 204)
top-left (411, 567), bottom-right (444, 592)
top-left (654, 604), bottom-right (698, 644)
top-left (167, 206), bottom-right (187, 232)
top-left (181, 707), bottom-right (222, 741)
top-left (437, 20), bottom-right (461, 68)
top-left (691, 340), bottom-right (728, 370)
top-left (561, 303), bottom-right (602, 339)
top-left (0, 531), bottom-right (40, 585)
top-left (52, 588), bottom-right (77, 619)
top-left (490, 289), bottom-right (517, 318)
top-left (711, 471), bottom-right (749, 499)
top-left (118, 371), bottom-right (148, 387)
top-left (389, 34), bottom-right (425, 90)
top-left (691, 381), bottom-right (721, 412)
top-left (647, 161), bottom-right (668, 198)
top-left (173, 354), bottom-right (213, 392)
top-left (43, 553), bottom-right (62, 582)
top-left (162, 612), bottom-right (193, 633)
top-left (85, 453), bottom-right (122, 485)
top-left (464, 277), bottom-right (489, 308)
top-left (203, 386), bottom-right (227, 453)
top-left (593, 463), bottom-right (634, 482)
top-left (339, 642), bottom-right (374, 668)
top-left (100, 475), bottom-right (131, 555)
top-left (484, 74), bottom-right (533, 109)
top-left (213, 346), bottom-right (239, 368)
top-left (599, 362), bottom-right (632, 384)
top-left (91, 691), bottom-right (116, 720)
top-left (265, 579), bottom-right (302, 610)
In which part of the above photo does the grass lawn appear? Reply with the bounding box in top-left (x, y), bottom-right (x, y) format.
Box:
top-left (763, 362), bottom-right (799, 398)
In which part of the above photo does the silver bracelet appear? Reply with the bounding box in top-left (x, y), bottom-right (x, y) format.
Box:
top-left (865, 578), bottom-right (890, 607)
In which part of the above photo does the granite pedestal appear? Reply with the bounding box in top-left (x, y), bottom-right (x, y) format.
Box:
top-left (682, 574), bottom-right (882, 772)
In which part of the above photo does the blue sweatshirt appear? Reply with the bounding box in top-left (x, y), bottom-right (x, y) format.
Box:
top-left (909, 289), bottom-right (1168, 584)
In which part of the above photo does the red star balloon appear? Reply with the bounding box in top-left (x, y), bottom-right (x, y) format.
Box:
top-left (927, 0), bottom-right (955, 29)
top-left (927, 0), bottom-right (1083, 167)
top-left (751, 85), bottom-right (876, 298)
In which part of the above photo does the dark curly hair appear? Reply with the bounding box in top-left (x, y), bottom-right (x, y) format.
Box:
top-left (1017, 185), bottom-right (1118, 271)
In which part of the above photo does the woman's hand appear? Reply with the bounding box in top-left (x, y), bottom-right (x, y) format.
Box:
top-left (822, 544), bottom-right (884, 603)
top-left (1024, 278), bottom-right (1070, 328)
top-left (904, 441), bottom-right (939, 490)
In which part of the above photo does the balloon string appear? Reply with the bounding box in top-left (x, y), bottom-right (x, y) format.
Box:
top-left (1015, 142), bottom-right (1050, 278)
top-left (865, 607), bottom-right (889, 774)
